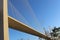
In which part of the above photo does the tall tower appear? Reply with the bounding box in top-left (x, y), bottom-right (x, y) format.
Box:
top-left (0, 0), bottom-right (9, 40)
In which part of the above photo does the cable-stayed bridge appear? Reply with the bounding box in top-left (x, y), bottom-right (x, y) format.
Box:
top-left (8, 16), bottom-right (51, 40)
top-left (0, 0), bottom-right (52, 40)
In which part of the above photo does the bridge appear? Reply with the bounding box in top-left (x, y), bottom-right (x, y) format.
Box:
top-left (8, 16), bottom-right (51, 40)
top-left (0, 0), bottom-right (52, 40)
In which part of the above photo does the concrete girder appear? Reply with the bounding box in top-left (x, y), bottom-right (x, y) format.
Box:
top-left (8, 16), bottom-right (52, 40)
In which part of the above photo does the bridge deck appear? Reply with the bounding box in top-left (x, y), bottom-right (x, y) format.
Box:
top-left (8, 16), bottom-right (52, 40)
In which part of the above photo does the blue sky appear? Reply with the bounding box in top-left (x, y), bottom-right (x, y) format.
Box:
top-left (8, 0), bottom-right (60, 40)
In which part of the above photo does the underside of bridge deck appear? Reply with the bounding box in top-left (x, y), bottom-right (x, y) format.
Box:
top-left (8, 16), bottom-right (52, 40)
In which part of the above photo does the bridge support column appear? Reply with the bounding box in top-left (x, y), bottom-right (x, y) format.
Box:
top-left (0, 0), bottom-right (9, 40)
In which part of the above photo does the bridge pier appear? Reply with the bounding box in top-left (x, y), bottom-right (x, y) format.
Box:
top-left (0, 0), bottom-right (9, 40)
